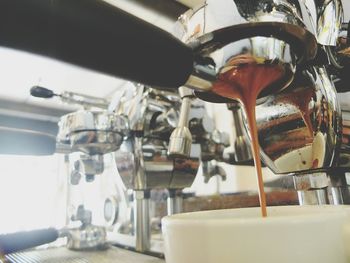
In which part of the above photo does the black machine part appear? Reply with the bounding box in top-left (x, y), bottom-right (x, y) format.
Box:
top-left (0, 228), bottom-right (59, 255)
top-left (0, 0), bottom-right (194, 90)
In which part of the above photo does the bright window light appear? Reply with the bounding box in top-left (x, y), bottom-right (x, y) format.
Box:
top-left (0, 154), bottom-right (67, 234)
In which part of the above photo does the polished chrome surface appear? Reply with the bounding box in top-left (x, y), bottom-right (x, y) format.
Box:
top-left (339, 110), bottom-right (350, 167)
top-left (314, 0), bottom-right (343, 46)
top-left (228, 102), bottom-right (252, 162)
top-left (70, 131), bottom-right (124, 155)
top-left (134, 191), bottom-right (150, 252)
top-left (202, 160), bottom-right (227, 184)
top-left (114, 88), bottom-right (202, 191)
top-left (77, 154), bottom-right (104, 178)
top-left (253, 67), bottom-right (342, 174)
top-left (168, 94), bottom-right (193, 158)
top-left (166, 197), bottom-right (176, 216)
top-left (321, 22), bottom-right (349, 75)
top-left (168, 126), bottom-right (192, 158)
top-left (167, 190), bottom-right (183, 215)
top-left (58, 111), bottom-right (129, 155)
top-left (64, 225), bottom-right (107, 251)
top-left (113, 87), bottom-right (198, 254)
top-left (330, 186), bottom-right (344, 204)
top-left (58, 111), bottom-right (129, 137)
top-left (113, 86), bottom-right (229, 253)
top-left (297, 189), bottom-right (329, 204)
top-left (294, 172), bottom-right (330, 205)
top-left (166, 197), bottom-right (183, 216)
top-left (60, 91), bottom-right (109, 109)
top-left (175, 0), bottom-right (318, 96)
top-left (328, 171), bottom-right (350, 204)
top-left (104, 196), bottom-right (119, 227)
top-left (293, 172), bottom-right (329, 190)
top-left (62, 205), bottom-right (107, 250)
top-left (116, 137), bottom-right (200, 191)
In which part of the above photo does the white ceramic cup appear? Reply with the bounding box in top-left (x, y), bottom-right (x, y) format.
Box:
top-left (162, 206), bottom-right (350, 263)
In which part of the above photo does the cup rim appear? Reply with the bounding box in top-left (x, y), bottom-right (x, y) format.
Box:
top-left (162, 205), bottom-right (350, 227)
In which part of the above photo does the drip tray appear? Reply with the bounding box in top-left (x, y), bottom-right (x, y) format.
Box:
top-left (2, 246), bottom-right (164, 263)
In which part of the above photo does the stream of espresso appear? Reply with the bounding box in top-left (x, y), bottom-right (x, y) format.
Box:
top-left (212, 55), bottom-right (285, 217)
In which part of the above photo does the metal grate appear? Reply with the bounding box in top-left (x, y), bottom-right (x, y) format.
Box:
top-left (6, 253), bottom-right (87, 263)
top-left (1, 247), bottom-right (164, 263)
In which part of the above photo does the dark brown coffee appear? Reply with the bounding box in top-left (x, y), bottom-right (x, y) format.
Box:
top-left (212, 55), bottom-right (285, 217)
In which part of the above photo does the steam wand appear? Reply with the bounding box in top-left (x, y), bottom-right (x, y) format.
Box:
top-left (30, 86), bottom-right (109, 109)
top-left (168, 87), bottom-right (193, 158)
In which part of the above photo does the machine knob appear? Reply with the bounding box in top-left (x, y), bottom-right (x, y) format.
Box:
top-left (30, 86), bottom-right (56, 98)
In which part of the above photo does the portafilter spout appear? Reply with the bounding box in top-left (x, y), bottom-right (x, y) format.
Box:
top-left (175, 0), bottom-right (318, 101)
top-left (0, 0), bottom-right (317, 95)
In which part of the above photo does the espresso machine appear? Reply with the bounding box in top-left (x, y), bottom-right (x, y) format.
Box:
top-left (31, 82), bottom-right (228, 254)
top-left (1, 0), bottom-right (350, 259)
top-left (171, 0), bottom-right (350, 206)
top-left (111, 83), bottom-right (228, 253)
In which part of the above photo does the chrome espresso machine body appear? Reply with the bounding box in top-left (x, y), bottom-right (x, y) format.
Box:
top-left (3, 0), bottom-right (350, 258)
top-left (174, 0), bottom-right (350, 205)
top-left (53, 83), bottom-right (228, 253)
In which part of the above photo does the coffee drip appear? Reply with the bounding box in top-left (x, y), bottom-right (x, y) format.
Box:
top-left (212, 54), bottom-right (286, 217)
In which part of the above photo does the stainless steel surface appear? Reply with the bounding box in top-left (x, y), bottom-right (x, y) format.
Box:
top-left (229, 102), bottom-right (252, 162)
top-left (104, 196), bottom-right (119, 226)
top-left (134, 191), bottom-right (150, 252)
top-left (2, 246), bottom-right (164, 263)
top-left (166, 190), bottom-right (183, 215)
top-left (116, 137), bottom-right (195, 191)
top-left (113, 86), bottom-right (228, 253)
top-left (168, 95), bottom-right (193, 158)
top-left (293, 172), bottom-right (329, 191)
top-left (57, 111), bottom-right (129, 155)
top-left (328, 172), bottom-right (350, 204)
top-left (116, 138), bottom-right (201, 191)
top-left (339, 111), bottom-right (350, 167)
top-left (254, 67), bottom-right (341, 174)
top-left (293, 173), bottom-right (332, 205)
top-left (175, 0), bottom-right (317, 95)
top-left (314, 0), bottom-right (344, 46)
top-left (71, 205), bottom-right (92, 225)
top-left (202, 160), bottom-right (227, 184)
top-left (114, 88), bottom-right (201, 191)
top-left (297, 189), bottom-right (329, 205)
top-left (167, 196), bottom-right (177, 216)
top-left (59, 91), bottom-right (109, 109)
top-left (330, 186), bottom-right (344, 205)
top-left (62, 205), bottom-right (107, 250)
top-left (79, 154), bottom-right (104, 178)
top-left (64, 225), bottom-right (107, 251)
top-left (168, 87), bottom-right (193, 159)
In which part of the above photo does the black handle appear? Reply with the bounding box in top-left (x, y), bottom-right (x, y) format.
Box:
top-left (0, 228), bottom-right (59, 254)
top-left (30, 86), bottom-right (55, 98)
top-left (0, 0), bottom-right (193, 89)
top-left (0, 127), bottom-right (56, 155)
